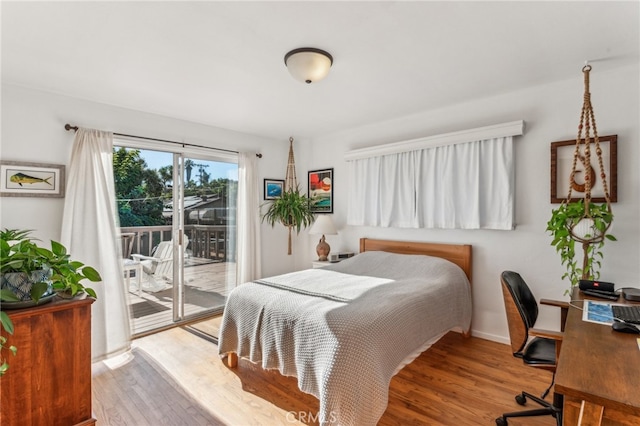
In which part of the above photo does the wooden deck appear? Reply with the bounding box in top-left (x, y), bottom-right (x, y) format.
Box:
top-left (126, 260), bottom-right (236, 336)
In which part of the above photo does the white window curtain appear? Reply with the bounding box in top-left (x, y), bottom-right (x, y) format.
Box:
top-left (61, 128), bottom-right (131, 362)
top-left (347, 136), bottom-right (514, 230)
top-left (236, 152), bottom-right (262, 284)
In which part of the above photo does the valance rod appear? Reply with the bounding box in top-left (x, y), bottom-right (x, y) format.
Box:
top-left (64, 124), bottom-right (262, 158)
top-left (344, 120), bottom-right (524, 161)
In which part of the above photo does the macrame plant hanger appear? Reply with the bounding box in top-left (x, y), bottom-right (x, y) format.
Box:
top-left (284, 137), bottom-right (298, 192)
top-left (564, 64), bottom-right (613, 278)
top-left (283, 137), bottom-right (298, 255)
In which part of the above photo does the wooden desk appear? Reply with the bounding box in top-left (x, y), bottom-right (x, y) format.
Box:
top-left (555, 289), bottom-right (640, 425)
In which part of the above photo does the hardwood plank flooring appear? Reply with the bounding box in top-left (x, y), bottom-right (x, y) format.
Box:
top-left (93, 324), bottom-right (556, 425)
top-left (185, 313), bottom-right (223, 339)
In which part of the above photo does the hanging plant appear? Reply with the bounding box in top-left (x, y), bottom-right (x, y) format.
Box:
top-left (546, 200), bottom-right (615, 292)
top-left (548, 65), bottom-right (616, 294)
top-left (262, 187), bottom-right (315, 255)
top-left (261, 137), bottom-right (316, 255)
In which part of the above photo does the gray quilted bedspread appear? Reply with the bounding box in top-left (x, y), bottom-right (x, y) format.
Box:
top-left (218, 251), bottom-right (472, 426)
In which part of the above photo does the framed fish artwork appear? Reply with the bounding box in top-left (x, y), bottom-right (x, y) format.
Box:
top-left (264, 178), bottom-right (284, 200)
top-left (0, 161), bottom-right (65, 198)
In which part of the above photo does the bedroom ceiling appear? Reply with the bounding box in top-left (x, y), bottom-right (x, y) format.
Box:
top-left (2, 1), bottom-right (638, 141)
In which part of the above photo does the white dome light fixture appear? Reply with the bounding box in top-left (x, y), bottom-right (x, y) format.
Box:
top-left (284, 48), bottom-right (333, 84)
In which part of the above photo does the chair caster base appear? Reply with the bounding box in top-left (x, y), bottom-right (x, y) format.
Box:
top-left (496, 416), bottom-right (508, 426)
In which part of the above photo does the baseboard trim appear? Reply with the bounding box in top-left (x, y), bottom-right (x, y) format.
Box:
top-left (471, 330), bottom-right (510, 345)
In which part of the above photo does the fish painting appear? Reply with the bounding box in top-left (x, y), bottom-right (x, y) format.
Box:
top-left (267, 185), bottom-right (282, 197)
top-left (9, 173), bottom-right (52, 187)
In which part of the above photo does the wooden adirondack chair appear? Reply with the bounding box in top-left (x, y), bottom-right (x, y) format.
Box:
top-left (132, 236), bottom-right (189, 292)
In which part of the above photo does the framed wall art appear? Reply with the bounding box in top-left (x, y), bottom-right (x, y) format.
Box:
top-left (264, 178), bottom-right (284, 200)
top-left (308, 168), bottom-right (333, 213)
top-left (0, 161), bottom-right (66, 198)
top-left (550, 135), bottom-right (617, 203)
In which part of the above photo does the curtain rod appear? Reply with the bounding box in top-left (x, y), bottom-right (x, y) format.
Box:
top-left (64, 124), bottom-right (262, 158)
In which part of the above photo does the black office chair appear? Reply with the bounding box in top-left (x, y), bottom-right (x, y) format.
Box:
top-left (495, 271), bottom-right (569, 426)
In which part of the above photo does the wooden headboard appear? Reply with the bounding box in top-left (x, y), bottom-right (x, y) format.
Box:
top-left (359, 238), bottom-right (473, 283)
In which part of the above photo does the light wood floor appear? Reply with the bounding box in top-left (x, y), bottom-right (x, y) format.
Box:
top-left (92, 324), bottom-right (556, 425)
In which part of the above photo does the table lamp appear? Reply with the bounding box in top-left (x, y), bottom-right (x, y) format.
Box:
top-left (309, 215), bottom-right (337, 261)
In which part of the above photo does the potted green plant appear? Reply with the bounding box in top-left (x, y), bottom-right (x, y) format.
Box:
top-left (1, 228), bottom-right (101, 300)
top-left (0, 228), bottom-right (102, 376)
top-left (262, 187), bottom-right (315, 255)
top-left (546, 200), bottom-right (616, 293)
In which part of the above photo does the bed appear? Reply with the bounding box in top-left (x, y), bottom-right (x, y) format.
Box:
top-left (218, 238), bottom-right (472, 426)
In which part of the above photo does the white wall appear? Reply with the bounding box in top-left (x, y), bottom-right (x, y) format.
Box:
top-left (0, 84), bottom-right (295, 278)
top-left (301, 64), bottom-right (640, 343)
top-left (2, 63), bottom-right (638, 344)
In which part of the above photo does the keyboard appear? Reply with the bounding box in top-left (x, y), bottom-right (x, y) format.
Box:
top-left (612, 305), bottom-right (640, 325)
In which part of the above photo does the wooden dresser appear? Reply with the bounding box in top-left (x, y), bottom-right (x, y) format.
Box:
top-left (0, 297), bottom-right (96, 426)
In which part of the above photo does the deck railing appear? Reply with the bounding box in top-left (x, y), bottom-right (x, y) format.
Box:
top-left (120, 225), bottom-right (235, 262)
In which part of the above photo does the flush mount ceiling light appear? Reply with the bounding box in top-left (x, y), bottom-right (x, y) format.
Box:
top-left (284, 48), bottom-right (333, 84)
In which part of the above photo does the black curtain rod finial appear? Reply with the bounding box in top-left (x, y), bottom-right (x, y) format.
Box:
top-left (65, 123), bottom-right (79, 132)
top-left (256, 153), bottom-right (263, 158)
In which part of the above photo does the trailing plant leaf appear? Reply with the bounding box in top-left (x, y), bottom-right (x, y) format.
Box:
top-left (29, 281), bottom-right (50, 303)
top-left (0, 311), bottom-right (15, 335)
top-left (82, 266), bottom-right (102, 282)
top-left (0, 333), bottom-right (17, 376)
top-left (0, 290), bottom-right (19, 377)
top-left (0, 289), bottom-right (20, 303)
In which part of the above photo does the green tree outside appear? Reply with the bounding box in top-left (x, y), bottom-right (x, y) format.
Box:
top-left (113, 148), bottom-right (239, 226)
top-left (113, 148), bottom-right (166, 226)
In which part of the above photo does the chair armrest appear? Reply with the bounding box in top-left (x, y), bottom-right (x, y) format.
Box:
top-left (530, 328), bottom-right (563, 341)
top-left (540, 299), bottom-right (570, 332)
top-left (132, 254), bottom-right (160, 262)
top-left (540, 299), bottom-right (570, 309)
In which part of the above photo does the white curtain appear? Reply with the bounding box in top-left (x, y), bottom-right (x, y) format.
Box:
top-left (236, 152), bottom-right (262, 284)
top-left (347, 137), bottom-right (514, 230)
top-left (61, 128), bottom-right (131, 362)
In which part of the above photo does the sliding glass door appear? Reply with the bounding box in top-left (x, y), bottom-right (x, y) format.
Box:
top-left (179, 155), bottom-right (237, 321)
top-left (114, 142), bottom-right (237, 335)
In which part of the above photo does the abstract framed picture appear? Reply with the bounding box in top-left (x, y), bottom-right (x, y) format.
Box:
top-left (550, 135), bottom-right (617, 203)
top-left (0, 161), bottom-right (66, 198)
top-left (264, 178), bottom-right (284, 200)
top-left (308, 168), bottom-right (333, 213)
